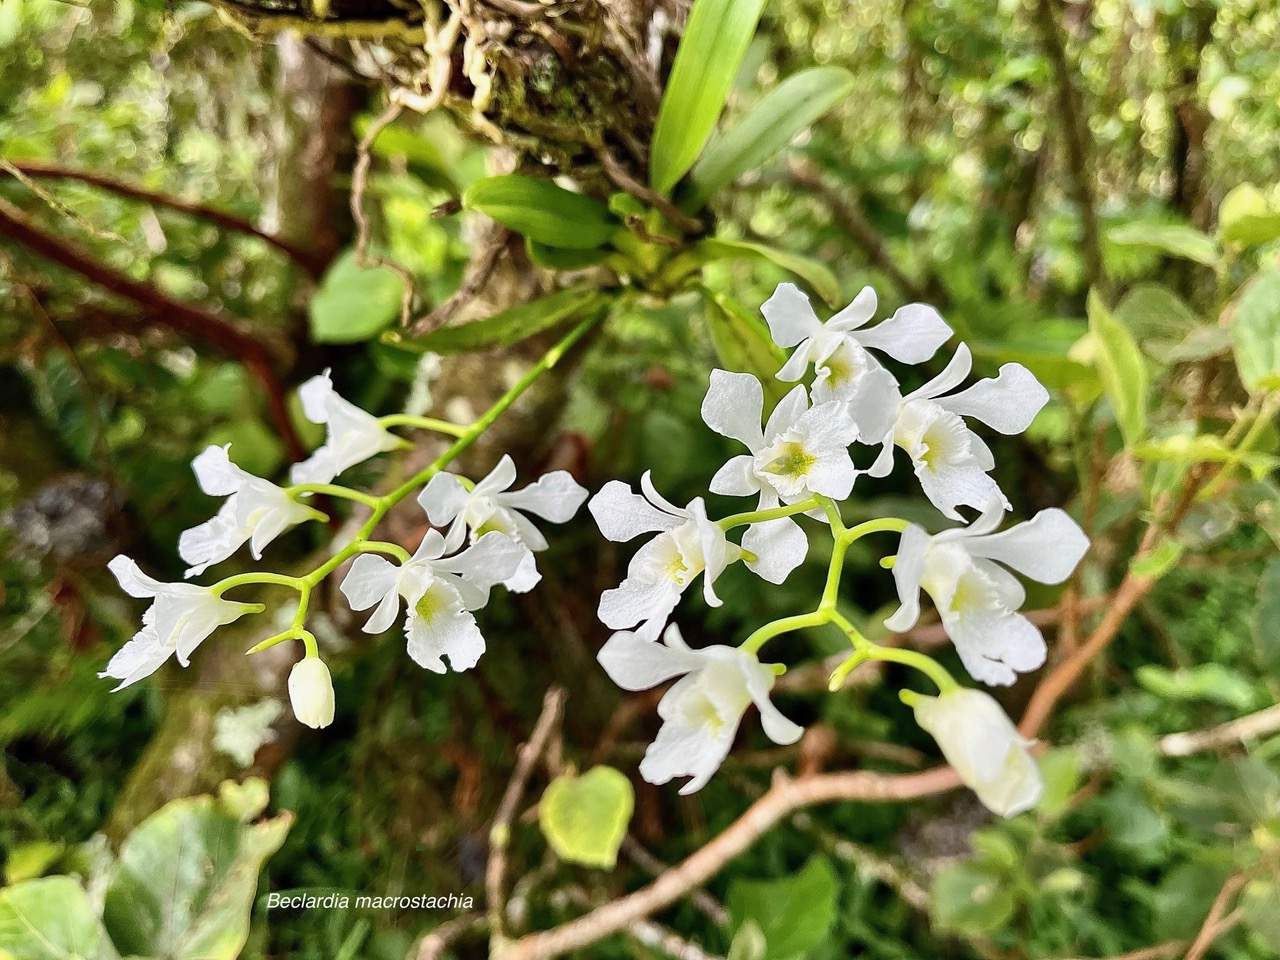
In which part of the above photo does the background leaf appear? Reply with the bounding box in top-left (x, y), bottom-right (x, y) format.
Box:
top-left (1230, 266), bottom-right (1280, 392)
top-left (387, 286), bottom-right (604, 354)
top-left (1088, 290), bottom-right (1148, 447)
top-left (1107, 221), bottom-right (1220, 266)
top-left (308, 249), bottom-right (406, 345)
top-left (727, 855), bottom-right (838, 960)
top-left (0, 876), bottom-right (118, 960)
top-left (648, 0), bottom-right (769, 194)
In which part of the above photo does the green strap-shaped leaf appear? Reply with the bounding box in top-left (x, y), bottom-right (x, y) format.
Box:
top-left (684, 237), bottom-right (841, 306)
top-left (385, 286), bottom-right (605, 354)
top-left (703, 290), bottom-right (790, 406)
top-left (463, 175), bottom-right (617, 250)
top-left (1087, 289), bottom-right (1148, 447)
top-left (1231, 266), bottom-right (1280, 393)
top-left (648, 0), bottom-right (768, 195)
top-left (684, 66), bottom-right (855, 209)
top-left (538, 766), bottom-right (634, 869)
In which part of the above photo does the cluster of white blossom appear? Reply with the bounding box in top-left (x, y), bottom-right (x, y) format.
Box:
top-left (103, 371), bottom-right (587, 730)
top-left (590, 283), bottom-right (1088, 814)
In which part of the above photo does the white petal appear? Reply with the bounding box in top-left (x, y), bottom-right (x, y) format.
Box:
top-left (742, 517), bottom-right (808, 584)
top-left (884, 524), bottom-right (929, 632)
top-left (409, 528), bottom-right (449, 564)
top-left (702, 370), bottom-right (765, 450)
top-left (760, 282), bottom-right (821, 347)
top-left (100, 627), bottom-right (172, 690)
top-left (179, 501), bottom-right (248, 578)
top-left (364, 588), bottom-right (405, 635)
top-left (964, 508), bottom-right (1088, 584)
top-left (289, 448), bottom-right (341, 485)
top-left (598, 576), bottom-right (680, 632)
top-left (847, 367), bottom-right (902, 443)
top-left (405, 583), bottom-right (485, 672)
top-left (474, 454), bottom-right (518, 496)
top-left (908, 343), bottom-right (973, 401)
top-left (438, 531), bottom-right (526, 608)
top-left (854, 303), bottom-right (952, 363)
top-left (708, 456), bottom-right (760, 497)
top-left (191, 444), bottom-right (245, 497)
top-left (419, 472), bottom-right (470, 526)
top-left (946, 607), bottom-right (1047, 686)
top-left (866, 436), bottom-right (897, 478)
top-left (917, 461), bottom-right (1009, 521)
top-left (503, 548), bottom-right (542, 593)
top-left (298, 370), bottom-right (335, 423)
top-left (776, 340), bottom-right (815, 383)
top-left (340, 554), bottom-right (401, 612)
top-left (741, 658), bottom-right (803, 745)
top-left (935, 363), bottom-right (1048, 434)
top-left (589, 481), bottom-right (681, 542)
top-left (108, 555), bottom-right (163, 599)
top-left (502, 470), bottom-right (588, 522)
top-left (827, 285), bottom-right (878, 331)
top-left (597, 630), bottom-right (703, 690)
top-left (508, 510), bottom-right (549, 552)
top-left (762, 384), bottom-right (810, 442)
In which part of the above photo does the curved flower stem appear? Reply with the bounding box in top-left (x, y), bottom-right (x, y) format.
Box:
top-left (378, 413), bottom-right (470, 437)
top-left (716, 496), bottom-right (819, 530)
top-left (248, 311), bottom-right (600, 649)
top-left (212, 571), bottom-right (305, 596)
top-left (286, 482), bottom-right (381, 508)
top-left (739, 611), bottom-right (827, 655)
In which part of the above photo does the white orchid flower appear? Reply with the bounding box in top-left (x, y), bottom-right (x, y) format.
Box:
top-left (701, 370), bottom-right (859, 583)
top-left (178, 444), bottom-right (323, 578)
top-left (289, 657), bottom-right (336, 729)
top-left (588, 474), bottom-right (742, 640)
top-left (868, 344), bottom-right (1049, 519)
top-left (762, 282), bottom-right (949, 438)
top-left (598, 625), bottom-right (802, 794)
top-left (339, 530), bottom-right (525, 673)
top-left (102, 555), bottom-right (260, 689)
top-left (914, 688), bottom-right (1042, 816)
top-left (291, 369), bottom-right (406, 485)
top-left (419, 455), bottom-right (587, 593)
top-left (885, 498), bottom-right (1088, 685)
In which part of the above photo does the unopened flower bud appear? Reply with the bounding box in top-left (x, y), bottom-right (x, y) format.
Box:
top-left (914, 688), bottom-right (1041, 816)
top-left (288, 657), bottom-right (335, 729)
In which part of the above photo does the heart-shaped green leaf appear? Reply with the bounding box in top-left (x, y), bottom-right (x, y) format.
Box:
top-left (538, 766), bottom-right (634, 869)
top-left (308, 248), bottom-right (406, 345)
top-left (463, 175), bottom-right (617, 250)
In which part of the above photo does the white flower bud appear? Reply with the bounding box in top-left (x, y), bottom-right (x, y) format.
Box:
top-left (913, 688), bottom-right (1041, 817)
top-left (288, 657), bottom-right (335, 730)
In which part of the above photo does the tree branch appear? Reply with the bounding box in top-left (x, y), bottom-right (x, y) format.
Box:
top-left (0, 197), bottom-right (304, 460)
top-left (2, 159), bottom-right (329, 278)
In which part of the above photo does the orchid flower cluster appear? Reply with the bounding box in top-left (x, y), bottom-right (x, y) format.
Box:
top-left (102, 319), bottom-right (595, 730)
top-left (589, 283), bottom-right (1088, 814)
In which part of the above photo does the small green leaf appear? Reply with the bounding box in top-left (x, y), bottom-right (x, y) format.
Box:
top-left (1035, 747), bottom-right (1081, 817)
top-left (1153, 855), bottom-right (1234, 941)
top-left (1114, 284), bottom-right (1201, 344)
top-left (386, 286), bottom-right (604, 355)
top-left (1087, 290), bottom-right (1148, 447)
top-left (649, 0), bottom-right (768, 194)
top-left (463, 175), bottom-right (617, 250)
top-left (930, 862), bottom-right (1017, 936)
top-left (684, 66), bottom-right (855, 208)
top-left (1231, 266), bottom-right (1280, 393)
top-left (309, 249), bottom-right (406, 345)
top-left (1241, 878), bottom-right (1280, 948)
top-left (1129, 538), bottom-right (1183, 578)
top-left (525, 239), bottom-right (611, 270)
top-left (1107, 221), bottom-right (1220, 266)
top-left (538, 766), bottom-right (634, 869)
top-left (0, 876), bottom-right (119, 960)
top-left (727, 855), bottom-right (839, 960)
top-left (3, 840), bottom-right (64, 884)
top-left (688, 238), bottom-right (841, 305)
top-left (1220, 183), bottom-right (1280, 248)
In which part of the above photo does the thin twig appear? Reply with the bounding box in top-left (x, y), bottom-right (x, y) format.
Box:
top-left (1159, 702), bottom-right (1280, 756)
top-left (2, 158), bottom-right (328, 277)
top-left (596, 148), bottom-right (702, 235)
top-left (409, 224), bottom-right (509, 335)
top-left (0, 197), bottom-right (304, 460)
top-left (1185, 873), bottom-right (1247, 960)
top-left (621, 836), bottom-right (729, 926)
top-left (350, 99), bottom-right (417, 326)
top-left (487, 686), bottom-right (567, 950)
